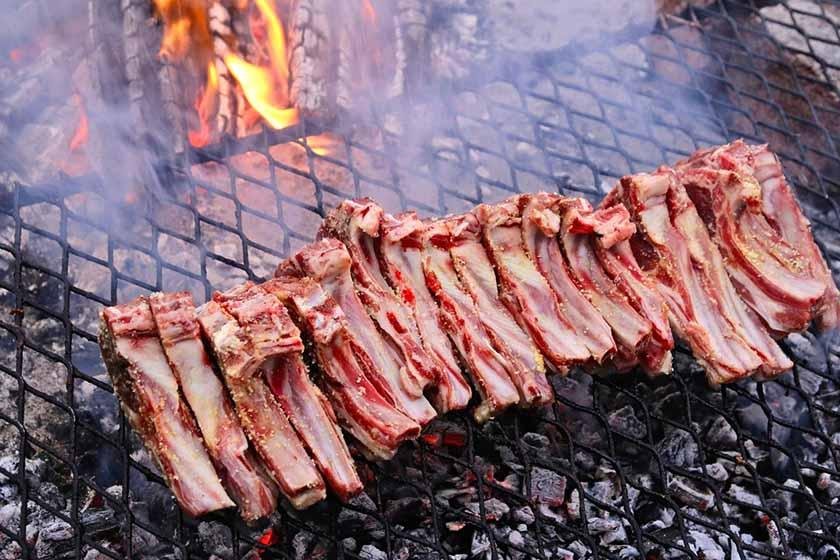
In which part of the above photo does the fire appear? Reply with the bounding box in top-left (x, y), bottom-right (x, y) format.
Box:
top-left (188, 61), bottom-right (219, 147)
top-left (362, 0), bottom-right (377, 25)
top-left (224, 55), bottom-right (299, 130)
top-left (299, 133), bottom-right (339, 156)
top-left (153, 0), bottom-right (212, 63)
top-left (69, 94), bottom-right (90, 152)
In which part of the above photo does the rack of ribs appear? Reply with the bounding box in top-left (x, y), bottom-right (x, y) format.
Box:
top-left (676, 140), bottom-right (840, 333)
top-left (447, 213), bottom-right (553, 405)
top-left (420, 219), bottom-right (522, 421)
top-left (217, 282), bottom-right (363, 502)
top-left (282, 238), bottom-right (438, 425)
top-left (265, 275), bottom-right (421, 460)
top-left (100, 298), bottom-right (235, 517)
top-left (148, 292), bottom-right (278, 521)
top-left (320, 199), bottom-right (439, 398)
top-left (379, 211), bottom-right (473, 414)
top-left (605, 169), bottom-right (792, 385)
top-left (196, 292), bottom-right (326, 509)
top-left (476, 199), bottom-right (605, 369)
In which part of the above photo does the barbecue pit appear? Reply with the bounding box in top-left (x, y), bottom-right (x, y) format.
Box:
top-left (2, 1), bottom-right (840, 559)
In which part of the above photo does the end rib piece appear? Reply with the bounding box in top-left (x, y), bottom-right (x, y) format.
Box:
top-left (608, 169), bottom-right (791, 385)
top-left (218, 282), bottom-right (362, 502)
top-left (196, 293), bottom-right (326, 510)
top-left (149, 292), bottom-right (278, 522)
top-left (284, 238), bottom-right (437, 425)
top-left (676, 140), bottom-right (840, 332)
top-left (100, 298), bottom-right (234, 517)
top-left (379, 211), bottom-right (473, 414)
top-left (265, 275), bottom-right (421, 460)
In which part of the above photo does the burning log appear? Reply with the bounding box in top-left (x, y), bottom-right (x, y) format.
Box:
top-left (208, 1), bottom-right (237, 138)
top-left (287, 0), bottom-right (334, 119)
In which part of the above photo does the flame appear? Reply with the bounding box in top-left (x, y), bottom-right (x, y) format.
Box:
top-left (8, 49), bottom-right (23, 64)
top-left (69, 95), bottom-right (90, 151)
top-left (153, 0), bottom-right (212, 63)
top-left (224, 54), bottom-right (299, 129)
top-left (221, 0), bottom-right (298, 131)
top-left (362, 0), bottom-right (377, 25)
top-left (298, 133), bottom-right (339, 156)
top-left (188, 61), bottom-right (219, 147)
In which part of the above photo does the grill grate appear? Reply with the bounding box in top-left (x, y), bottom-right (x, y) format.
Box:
top-left (2, 1), bottom-right (840, 558)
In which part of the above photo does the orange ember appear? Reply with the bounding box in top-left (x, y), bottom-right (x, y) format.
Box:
top-left (362, 0), bottom-right (377, 25)
top-left (61, 94), bottom-right (91, 176)
top-left (188, 61), bottom-right (219, 147)
top-left (8, 49), bottom-right (23, 64)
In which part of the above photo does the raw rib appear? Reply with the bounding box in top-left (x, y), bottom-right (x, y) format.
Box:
top-left (421, 220), bottom-right (522, 421)
top-left (676, 140), bottom-right (840, 331)
top-left (320, 200), bottom-right (438, 396)
top-left (475, 200), bottom-right (598, 368)
top-left (379, 212), bottom-right (473, 414)
top-left (284, 238), bottom-right (438, 425)
top-left (149, 292), bottom-right (278, 521)
top-left (446, 213), bottom-right (552, 406)
top-left (196, 296), bottom-right (326, 510)
top-left (523, 193), bottom-right (651, 370)
top-left (520, 194), bottom-right (618, 366)
top-left (100, 298), bottom-right (234, 517)
top-left (607, 169), bottom-right (792, 384)
top-left (579, 212), bottom-right (675, 376)
top-left (218, 282), bottom-right (362, 502)
top-left (265, 275), bottom-right (421, 460)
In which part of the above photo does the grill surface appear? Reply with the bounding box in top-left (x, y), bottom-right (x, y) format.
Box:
top-left (2, 1), bottom-right (840, 559)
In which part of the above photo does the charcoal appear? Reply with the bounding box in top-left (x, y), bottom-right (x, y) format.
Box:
top-left (359, 544), bottom-right (388, 560)
top-left (787, 333), bottom-right (828, 376)
top-left (385, 497), bottom-right (429, 525)
top-left (688, 529), bottom-right (724, 560)
top-left (575, 450), bottom-right (596, 471)
top-left (608, 405), bottom-right (647, 440)
top-left (197, 521), bottom-right (233, 559)
top-left (666, 474), bottom-right (714, 511)
top-left (512, 506), bottom-right (535, 525)
top-left (705, 416), bottom-right (737, 449)
top-left (703, 462), bottom-right (728, 482)
top-left (528, 467), bottom-right (566, 507)
top-left (521, 432), bottom-right (550, 449)
top-left (657, 429), bottom-right (700, 468)
top-left (566, 489), bottom-right (580, 521)
top-left (470, 531), bottom-right (491, 557)
top-left (466, 498), bottom-right (510, 522)
top-left (818, 544), bottom-right (840, 560)
top-left (341, 537), bottom-right (356, 551)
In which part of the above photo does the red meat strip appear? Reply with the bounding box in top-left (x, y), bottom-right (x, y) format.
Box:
top-left (218, 282), bottom-right (362, 502)
top-left (676, 140), bottom-right (840, 332)
top-left (420, 220), bottom-right (522, 421)
top-left (265, 275), bottom-right (421, 460)
top-left (100, 298), bottom-right (234, 517)
top-left (196, 295), bottom-right (326, 510)
top-left (475, 200), bottom-right (598, 368)
top-left (447, 213), bottom-right (553, 406)
top-left (282, 238), bottom-right (437, 425)
top-left (379, 211), bottom-right (473, 414)
top-left (606, 169), bottom-right (792, 385)
top-left (149, 292), bottom-right (278, 521)
top-left (320, 200), bottom-right (438, 395)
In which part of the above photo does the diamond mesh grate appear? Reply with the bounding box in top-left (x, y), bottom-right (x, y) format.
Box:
top-left (2, 1), bottom-right (840, 559)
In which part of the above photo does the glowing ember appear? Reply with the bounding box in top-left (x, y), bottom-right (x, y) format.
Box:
top-left (68, 94), bottom-right (90, 152)
top-left (8, 49), bottom-right (23, 64)
top-left (362, 0), bottom-right (378, 25)
top-left (61, 94), bottom-right (91, 177)
top-left (188, 61), bottom-right (220, 147)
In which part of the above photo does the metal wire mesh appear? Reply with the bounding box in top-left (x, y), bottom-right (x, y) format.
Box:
top-left (2, 1), bottom-right (840, 558)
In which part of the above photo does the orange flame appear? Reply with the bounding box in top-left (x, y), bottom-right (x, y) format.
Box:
top-left (298, 133), bottom-right (339, 156)
top-left (222, 0), bottom-right (298, 130)
top-left (69, 95), bottom-right (90, 152)
top-left (188, 61), bottom-right (219, 147)
top-left (153, 0), bottom-right (212, 63)
top-left (362, 0), bottom-right (377, 25)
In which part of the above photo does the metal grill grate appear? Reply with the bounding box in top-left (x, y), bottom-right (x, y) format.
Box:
top-left (2, 1), bottom-right (840, 558)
